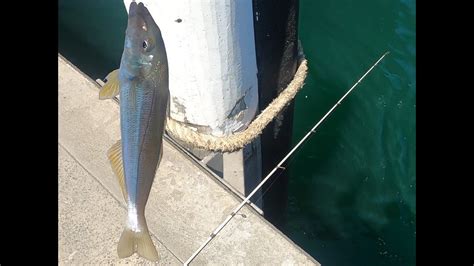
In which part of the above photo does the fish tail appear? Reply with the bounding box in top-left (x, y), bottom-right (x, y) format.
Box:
top-left (117, 226), bottom-right (159, 261)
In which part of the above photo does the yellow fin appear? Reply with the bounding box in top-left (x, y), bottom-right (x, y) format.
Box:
top-left (117, 228), bottom-right (159, 261)
top-left (117, 228), bottom-right (135, 259)
top-left (107, 140), bottom-right (127, 201)
top-left (136, 230), bottom-right (160, 261)
top-left (99, 69), bottom-right (120, 100)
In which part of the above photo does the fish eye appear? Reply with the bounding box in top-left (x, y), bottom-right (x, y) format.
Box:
top-left (142, 40), bottom-right (148, 49)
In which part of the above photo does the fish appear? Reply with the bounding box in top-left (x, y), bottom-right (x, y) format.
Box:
top-left (99, 2), bottom-right (169, 261)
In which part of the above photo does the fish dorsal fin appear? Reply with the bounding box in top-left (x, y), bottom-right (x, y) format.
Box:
top-left (107, 140), bottom-right (127, 201)
top-left (99, 69), bottom-right (120, 100)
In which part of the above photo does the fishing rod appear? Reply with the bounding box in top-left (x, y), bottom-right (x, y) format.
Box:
top-left (183, 51), bottom-right (390, 265)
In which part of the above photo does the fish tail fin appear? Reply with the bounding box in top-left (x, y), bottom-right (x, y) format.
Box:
top-left (117, 227), bottom-right (159, 261)
top-left (136, 230), bottom-right (159, 261)
top-left (117, 228), bottom-right (135, 258)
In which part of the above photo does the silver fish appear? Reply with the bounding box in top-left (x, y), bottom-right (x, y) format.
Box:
top-left (100, 2), bottom-right (168, 261)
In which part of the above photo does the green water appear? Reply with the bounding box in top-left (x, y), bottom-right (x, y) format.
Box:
top-left (59, 1), bottom-right (416, 265)
top-left (287, 0), bottom-right (416, 265)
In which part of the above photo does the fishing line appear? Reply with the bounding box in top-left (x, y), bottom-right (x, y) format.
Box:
top-left (256, 114), bottom-right (335, 202)
top-left (183, 51), bottom-right (390, 265)
top-left (254, 144), bottom-right (308, 206)
top-left (254, 165), bottom-right (287, 205)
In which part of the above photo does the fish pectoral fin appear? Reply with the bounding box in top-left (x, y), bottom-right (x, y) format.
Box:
top-left (99, 69), bottom-right (120, 100)
top-left (107, 140), bottom-right (127, 201)
top-left (117, 228), bottom-right (160, 261)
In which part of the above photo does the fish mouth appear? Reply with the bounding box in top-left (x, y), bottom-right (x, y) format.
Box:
top-left (129, 2), bottom-right (151, 18)
top-left (127, 2), bottom-right (153, 35)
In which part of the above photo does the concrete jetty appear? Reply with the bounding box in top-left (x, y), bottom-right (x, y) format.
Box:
top-left (58, 55), bottom-right (319, 265)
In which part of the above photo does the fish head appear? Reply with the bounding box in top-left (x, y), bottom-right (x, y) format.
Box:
top-left (121, 2), bottom-right (164, 79)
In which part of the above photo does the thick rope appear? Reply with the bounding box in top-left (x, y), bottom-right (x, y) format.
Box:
top-left (165, 56), bottom-right (308, 153)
